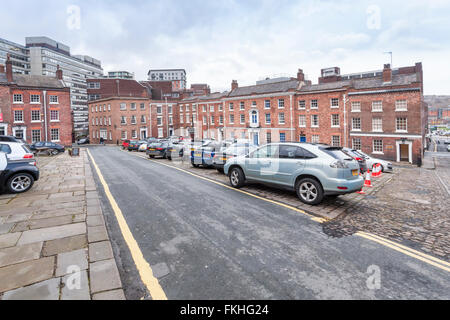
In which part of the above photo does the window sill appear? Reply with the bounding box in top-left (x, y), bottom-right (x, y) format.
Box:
top-left (13, 121), bottom-right (25, 124)
top-left (372, 110), bottom-right (383, 112)
top-left (50, 120), bottom-right (60, 122)
top-left (396, 130), bottom-right (408, 133)
top-left (395, 109), bottom-right (408, 112)
top-left (330, 106), bottom-right (339, 109)
top-left (49, 102), bottom-right (59, 105)
top-left (13, 102), bottom-right (24, 104)
top-left (311, 126), bottom-right (319, 128)
top-left (352, 129), bottom-right (362, 132)
top-left (351, 110), bottom-right (361, 112)
top-left (30, 102), bottom-right (41, 105)
top-left (31, 120), bottom-right (41, 123)
top-left (372, 151), bottom-right (384, 155)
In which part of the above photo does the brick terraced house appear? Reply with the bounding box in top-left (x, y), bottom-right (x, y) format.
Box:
top-left (88, 62), bottom-right (425, 164)
top-left (0, 55), bottom-right (72, 145)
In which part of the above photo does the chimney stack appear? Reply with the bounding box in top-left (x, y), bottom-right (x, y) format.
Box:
top-left (0, 65), bottom-right (4, 73)
top-left (56, 65), bottom-right (63, 80)
top-left (5, 54), bottom-right (13, 82)
top-left (231, 80), bottom-right (238, 91)
top-left (297, 69), bottom-right (305, 81)
top-left (383, 64), bottom-right (392, 83)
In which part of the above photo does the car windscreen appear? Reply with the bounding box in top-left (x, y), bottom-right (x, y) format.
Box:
top-left (150, 143), bottom-right (162, 147)
top-left (320, 147), bottom-right (353, 160)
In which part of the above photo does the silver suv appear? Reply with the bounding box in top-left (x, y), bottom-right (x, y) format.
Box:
top-left (224, 143), bottom-right (364, 205)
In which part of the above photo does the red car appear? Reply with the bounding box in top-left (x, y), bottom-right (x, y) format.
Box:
top-left (122, 139), bottom-right (130, 149)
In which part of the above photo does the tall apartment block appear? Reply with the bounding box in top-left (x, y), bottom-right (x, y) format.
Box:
top-left (0, 37), bottom-right (30, 74)
top-left (25, 36), bottom-right (103, 139)
top-left (106, 71), bottom-right (135, 79)
top-left (148, 69), bottom-right (186, 91)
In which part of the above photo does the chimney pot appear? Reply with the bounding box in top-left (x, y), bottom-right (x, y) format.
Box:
top-left (297, 68), bottom-right (305, 81)
top-left (231, 80), bottom-right (238, 90)
top-left (56, 65), bottom-right (63, 80)
top-left (383, 64), bottom-right (392, 83)
top-left (5, 54), bottom-right (13, 82)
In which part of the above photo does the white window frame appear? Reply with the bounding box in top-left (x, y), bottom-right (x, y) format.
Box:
top-left (31, 129), bottom-right (41, 143)
top-left (351, 101), bottom-right (361, 112)
top-left (278, 113), bottom-right (285, 125)
top-left (332, 135), bottom-right (341, 147)
top-left (396, 117), bottom-right (408, 133)
top-left (50, 128), bottom-right (60, 142)
top-left (240, 114), bottom-right (245, 124)
top-left (31, 110), bottom-right (41, 123)
top-left (298, 100), bottom-right (306, 110)
top-left (49, 95), bottom-right (59, 104)
top-left (13, 94), bottom-right (23, 104)
top-left (372, 118), bottom-right (383, 132)
top-left (265, 113), bottom-right (271, 125)
top-left (311, 99), bottom-right (318, 109)
top-left (311, 114), bottom-right (319, 128)
top-left (50, 110), bottom-right (59, 122)
top-left (14, 110), bottom-right (24, 123)
top-left (331, 114), bottom-right (340, 127)
top-left (352, 138), bottom-right (361, 150)
top-left (278, 99), bottom-right (285, 109)
top-left (330, 98), bottom-right (339, 108)
top-left (240, 102), bottom-right (245, 110)
top-left (395, 100), bottom-right (408, 111)
top-left (373, 139), bottom-right (383, 154)
top-left (372, 101), bottom-right (383, 112)
top-left (229, 114), bottom-right (234, 124)
top-left (30, 94), bottom-right (41, 104)
top-left (352, 118), bottom-right (361, 131)
top-left (299, 115), bottom-right (306, 127)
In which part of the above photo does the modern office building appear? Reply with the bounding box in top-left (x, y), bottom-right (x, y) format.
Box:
top-left (25, 36), bottom-right (103, 139)
top-left (147, 69), bottom-right (186, 91)
top-left (106, 71), bottom-right (134, 79)
top-left (0, 37), bottom-right (30, 74)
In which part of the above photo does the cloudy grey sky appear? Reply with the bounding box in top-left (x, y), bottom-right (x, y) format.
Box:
top-left (1, 0), bottom-right (449, 94)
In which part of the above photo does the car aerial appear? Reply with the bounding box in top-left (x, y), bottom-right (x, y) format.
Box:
top-left (342, 147), bottom-right (367, 173)
top-left (29, 141), bottom-right (65, 155)
top-left (146, 141), bottom-right (171, 159)
top-left (191, 140), bottom-right (226, 168)
top-left (213, 142), bottom-right (258, 173)
top-left (354, 150), bottom-right (393, 172)
top-left (0, 151), bottom-right (39, 194)
top-left (224, 142), bottom-right (363, 205)
top-left (0, 141), bottom-right (35, 161)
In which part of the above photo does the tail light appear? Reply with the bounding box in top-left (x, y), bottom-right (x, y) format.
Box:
top-left (354, 157), bottom-right (363, 161)
top-left (23, 154), bottom-right (34, 159)
top-left (156, 148), bottom-right (163, 151)
top-left (29, 161), bottom-right (36, 166)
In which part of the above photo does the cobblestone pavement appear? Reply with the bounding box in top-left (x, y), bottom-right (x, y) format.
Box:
top-left (122, 147), bottom-right (449, 262)
top-left (0, 150), bottom-right (124, 300)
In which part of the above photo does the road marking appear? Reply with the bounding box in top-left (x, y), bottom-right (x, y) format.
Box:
top-left (356, 232), bottom-right (450, 273)
top-left (121, 148), bottom-right (450, 273)
top-left (87, 149), bottom-right (168, 300)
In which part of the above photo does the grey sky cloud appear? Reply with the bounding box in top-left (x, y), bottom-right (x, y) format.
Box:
top-left (1, 0), bottom-right (449, 94)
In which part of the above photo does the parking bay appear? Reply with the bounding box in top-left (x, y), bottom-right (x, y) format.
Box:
top-left (88, 146), bottom-right (450, 300)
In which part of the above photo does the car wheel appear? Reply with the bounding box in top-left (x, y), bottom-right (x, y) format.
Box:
top-left (217, 168), bottom-right (224, 174)
top-left (7, 173), bottom-right (35, 193)
top-left (379, 164), bottom-right (384, 172)
top-left (192, 162), bottom-right (199, 168)
top-left (296, 178), bottom-right (323, 205)
top-left (149, 155), bottom-right (155, 159)
top-left (168, 157), bottom-right (172, 161)
top-left (229, 167), bottom-right (245, 188)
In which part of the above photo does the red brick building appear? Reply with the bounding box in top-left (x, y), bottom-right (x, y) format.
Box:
top-left (0, 55), bottom-right (72, 146)
top-left (87, 79), bottom-right (152, 144)
top-left (178, 63), bottom-right (425, 164)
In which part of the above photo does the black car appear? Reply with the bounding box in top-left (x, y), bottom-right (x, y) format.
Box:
top-left (128, 140), bottom-right (146, 151)
top-left (342, 147), bottom-right (368, 173)
top-left (0, 152), bottom-right (39, 193)
top-left (0, 135), bottom-right (21, 142)
top-left (146, 141), bottom-right (171, 159)
top-left (29, 142), bottom-right (65, 155)
top-left (77, 137), bottom-right (90, 145)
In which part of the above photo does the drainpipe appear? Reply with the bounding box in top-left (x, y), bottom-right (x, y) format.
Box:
top-left (343, 93), bottom-right (347, 147)
top-left (207, 104), bottom-right (210, 139)
top-left (290, 94), bottom-right (294, 141)
top-left (43, 90), bottom-right (48, 141)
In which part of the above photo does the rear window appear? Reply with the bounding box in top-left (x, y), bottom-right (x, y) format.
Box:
top-left (150, 143), bottom-right (162, 147)
top-left (320, 147), bottom-right (352, 160)
top-left (22, 145), bottom-right (32, 153)
top-left (0, 144), bottom-right (12, 154)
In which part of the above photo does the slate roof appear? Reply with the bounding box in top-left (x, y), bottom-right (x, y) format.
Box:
top-left (352, 73), bottom-right (418, 90)
top-left (228, 79), bottom-right (299, 97)
top-left (0, 73), bottom-right (66, 89)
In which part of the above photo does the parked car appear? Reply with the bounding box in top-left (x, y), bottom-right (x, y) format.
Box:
top-left (138, 142), bottom-right (148, 152)
top-left (342, 147), bottom-right (367, 173)
top-left (0, 141), bottom-right (35, 161)
top-left (128, 140), bottom-right (147, 151)
top-left (0, 135), bottom-right (21, 142)
top-left (213, 142), bottom-right (258, 173)
top-left (354, 150), bottom-right (393, 173)
top-left (77, 137), bottom-right (89, 145)
top-left (146, 141), bottom-right (171, 159)
top-left (224, 143), bottom-right (363, 205)
top-left (448, 145), bottom-right (450, 152)
top-left (191, 140), bottom-right (226, 168)
top-left (0, 152), bottom-right (39, 194)
top-left (122, 140), bottom-right (130, 149)
top-left (29, 142), bottom-right (65, 155)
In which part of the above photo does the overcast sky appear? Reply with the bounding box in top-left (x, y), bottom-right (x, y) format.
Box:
top-left (1, 0), bottom-right (449, 94)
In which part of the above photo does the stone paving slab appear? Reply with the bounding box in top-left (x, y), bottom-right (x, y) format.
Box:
top-left (1, 278), bottom-right (61, 300)
top-left (90, 259), bottom-right (123, 294)
top-left (0, 242), bottom-right (43, 268)
top-left (17, 223), bottom-right (86, 246)
top-left (0, 257), bottom-right (55, 292)
top-left (92, 289), bottom-right (126, 300)
top-left (0, 150), bottom-right (124, 299)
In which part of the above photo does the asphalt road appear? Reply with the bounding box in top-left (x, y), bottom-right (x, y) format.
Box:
top-left (430, 135), bottom-right (450, 152)
top-left (88, 146), bottom-right (450, 300)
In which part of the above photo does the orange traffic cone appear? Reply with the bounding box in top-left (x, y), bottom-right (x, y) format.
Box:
top-left (371, 164), bottom-right (377, 177)
top-left (377, 163), bottom-right (382, 177)
top-left (357, 188), bottom-right (366, 194)
top-left (364, 170), bottom-right (372, 187)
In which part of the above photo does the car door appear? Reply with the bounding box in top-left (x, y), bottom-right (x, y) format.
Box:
top-left (272, 145), bottom-right (305, 186)
top-left (245, 144), bottom-right (279, 182)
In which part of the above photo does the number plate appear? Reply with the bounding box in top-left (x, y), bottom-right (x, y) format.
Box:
top-left (149, 149), bottom-right (155, 151)
top-left (352, 169), bottom-right (358, 176)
